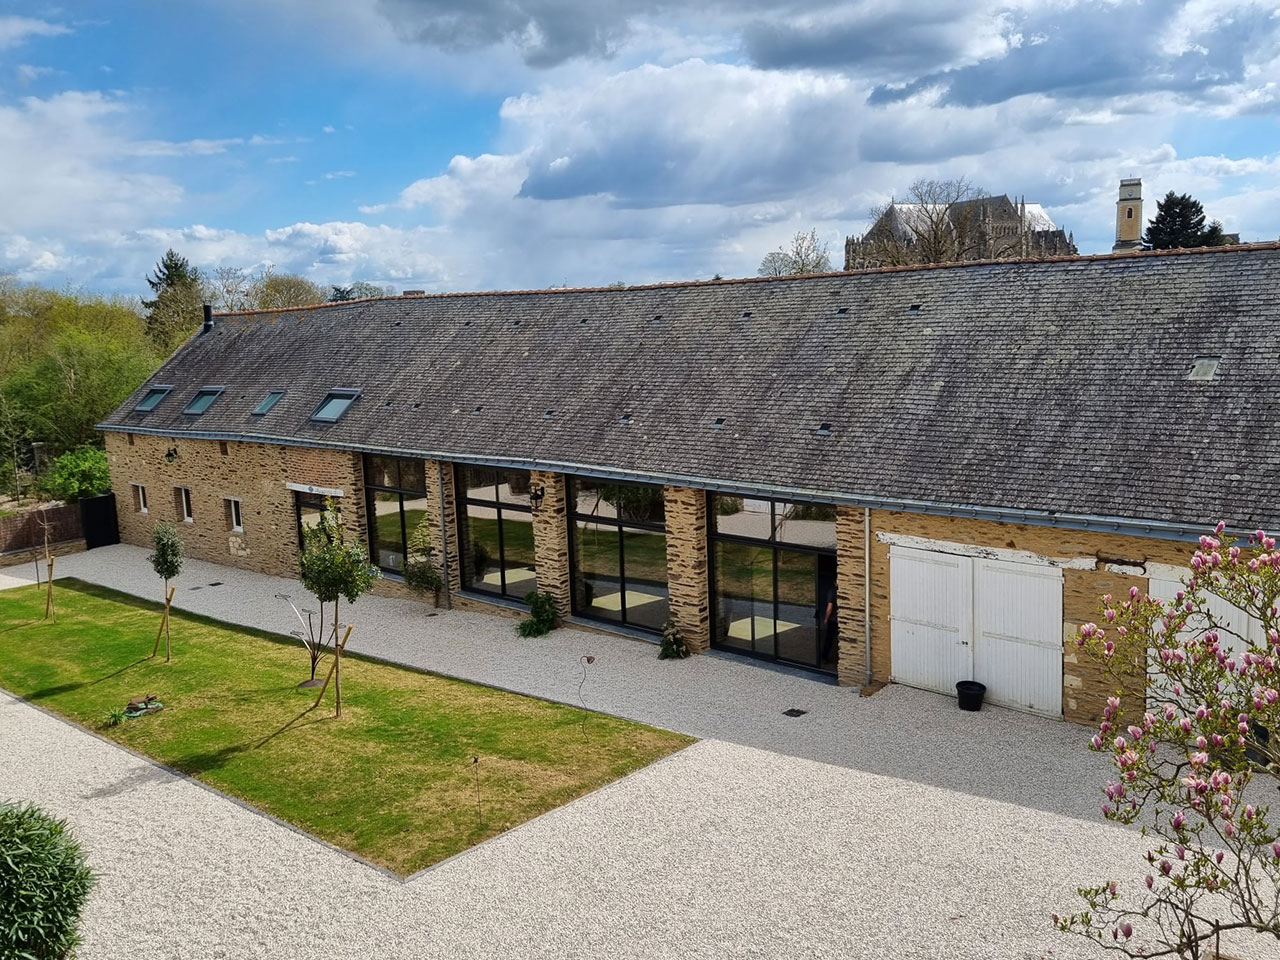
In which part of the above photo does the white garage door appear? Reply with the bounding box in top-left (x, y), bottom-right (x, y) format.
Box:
top-left (890, 545), bottom-right (1064, 718)
top-left (1148, 575), bottom-right (1263, 655)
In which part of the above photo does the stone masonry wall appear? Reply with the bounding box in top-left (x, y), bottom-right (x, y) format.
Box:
top-left (530, 470), bottom-right (572, 616)
top-left (106, 432), bottom-right (366, 578)
top-left (866, 510), bottom-right (1194, 723)
top-left (424, 459), bottom-right (462, 595)
top-left (664, 485), bottom-right (710, 652)
top-left (834, 506), bottom-right (868, 688)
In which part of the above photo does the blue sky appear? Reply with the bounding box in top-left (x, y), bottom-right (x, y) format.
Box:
top-left (2, 0), bottom-right (1279, 297)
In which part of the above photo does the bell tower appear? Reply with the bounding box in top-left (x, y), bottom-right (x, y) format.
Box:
top-left (1113, 177), bottom-right (1143, 252)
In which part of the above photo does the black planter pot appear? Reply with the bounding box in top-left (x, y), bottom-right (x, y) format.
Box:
top-left (956, 680), bottom-right (986, 712)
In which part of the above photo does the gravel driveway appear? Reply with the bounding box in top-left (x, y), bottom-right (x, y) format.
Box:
top-left (7, 546), bottom-right (1274, 959)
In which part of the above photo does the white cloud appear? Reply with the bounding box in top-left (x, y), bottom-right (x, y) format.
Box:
top-left (15, 63), bottom-right (53, 85)
top-left (0, 16), bottom-right (69, 50)
top-left (323, 169), bottom-right (355, 179)
top-left (322, 124), bottom-right (336, 133)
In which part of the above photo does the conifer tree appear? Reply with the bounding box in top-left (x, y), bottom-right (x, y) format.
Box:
top-left (142, 249), bottom-right (203, 354)
top-left (1143, 192), bottom-right (1229, 250)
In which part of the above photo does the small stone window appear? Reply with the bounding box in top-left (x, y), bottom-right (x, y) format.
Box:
top-left (131, 483), bottom-right (148, 514)
top-left (127, 433), bottom-right (135, 446)
top-left (223, 497), bottom-right (243, 533)
top-left (219, 441), bottom-right (229, 457)
top-left (175, 486), bottom-right (193, 523)
top-left (1127, 208), bottom-right (1134, 219)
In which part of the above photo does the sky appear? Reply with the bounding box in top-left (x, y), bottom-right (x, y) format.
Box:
top-left (2, 0), bottom-right (1279, 297)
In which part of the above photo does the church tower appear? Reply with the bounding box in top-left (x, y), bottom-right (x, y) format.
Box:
top-left (1113, 177), bottom-right (1143, 252)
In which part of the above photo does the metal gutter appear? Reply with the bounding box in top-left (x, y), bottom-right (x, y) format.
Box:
top-left (97, 421), bottom-right (1217, 542)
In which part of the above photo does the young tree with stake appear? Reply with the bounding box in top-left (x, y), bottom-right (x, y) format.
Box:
top-left (148, 522), bottom-right (183, 662)
top-left (297, 499), bottom-right (378, 716)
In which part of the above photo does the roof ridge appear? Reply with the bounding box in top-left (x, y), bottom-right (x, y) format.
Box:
top-left (209, 240), bottom-right (1280, 318)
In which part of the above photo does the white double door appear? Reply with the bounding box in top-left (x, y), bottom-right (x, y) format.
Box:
top-left (889, 545), bottom-right (1064, 717)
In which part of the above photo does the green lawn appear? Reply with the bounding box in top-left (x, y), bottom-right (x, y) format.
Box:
top-left (0, 579), bottom-right (693, 875)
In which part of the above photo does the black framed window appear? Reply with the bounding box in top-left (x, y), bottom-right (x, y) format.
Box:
top-left (569, 478), bottom-right (668, 633)
top-left (455, 465), bottom-right (536, 602)
top-left (295, 491), bottom-right (341, 550)
top-left (363, 454), bottom-right (430, 575)
top-left (709, 495), bottom-right (838, 673)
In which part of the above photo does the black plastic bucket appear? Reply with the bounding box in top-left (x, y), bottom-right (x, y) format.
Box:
top-left (956, 680), bottom-right (986, 712)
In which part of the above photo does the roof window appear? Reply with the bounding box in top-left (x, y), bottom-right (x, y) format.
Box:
top-left (311, 389), bottom-right (360, 423)
top-left (252, 391), bottom-right (285, 416)
top-left (182, 386), bottom-right (225, 416)
top-left (135, 386), bottom-right (172, 413)
top-left (1188, 356), bottom-right (1221, 381)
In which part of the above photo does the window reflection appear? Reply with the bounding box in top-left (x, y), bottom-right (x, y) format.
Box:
top-left (456, 464), bottom-right (537, 602)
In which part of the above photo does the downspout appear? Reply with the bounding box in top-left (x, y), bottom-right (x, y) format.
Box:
top-left (437, 463), bottom-right (453, 611)
top-left (864, 507), bottom-right (872, 687)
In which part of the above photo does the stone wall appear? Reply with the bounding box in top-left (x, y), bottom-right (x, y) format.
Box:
top-left (866, 510), bottom-right (1193, 723)
top-left (530, 470), bottom-right (572, 616)
top-left (664, 485), bottom-right (710, 652)
top-left (834, 506), bottom-right (868, 688)
top-left (424, 459), bottom-right (462, 595)
top-left (105, 431), bottom-right (366, 577)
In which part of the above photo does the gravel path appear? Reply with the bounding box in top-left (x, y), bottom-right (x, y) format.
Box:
top-left (1, 545), bottom-right (1107, 820)
top-left (14, 689), bottom-right (1276, 960)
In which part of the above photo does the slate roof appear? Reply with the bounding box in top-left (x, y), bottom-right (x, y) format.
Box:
top-left (101, 244), bottom-right (1280, 536)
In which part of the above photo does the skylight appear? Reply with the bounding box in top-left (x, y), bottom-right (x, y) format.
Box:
top-left (311, 389), bottom-right (360, 423)
top-left (134, 386), bottom-right (172, 413)
top-left (182, 386), bottom-right (224, 416)
top-left (252, 391), bottom-right (285, 416)
top-left (1188, 356), bottom-right (1221, 381)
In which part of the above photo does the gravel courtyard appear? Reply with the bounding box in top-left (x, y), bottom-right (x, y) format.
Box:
top-left (5, 546), bottom-right (1275, 959)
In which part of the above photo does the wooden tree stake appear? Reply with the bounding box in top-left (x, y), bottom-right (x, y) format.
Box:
top-left (312, 624), bottom-right (353, 716)
top-left (43, 556), bottom-right (55, 622)
top-left (152, 586), bottom-right (176, 658)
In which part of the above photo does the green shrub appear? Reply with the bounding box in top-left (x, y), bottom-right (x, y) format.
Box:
top-left (404, 554), bottom-right (443, 606)
top-left (659, 620), bottom-right (690, 659)
top-left (39, 447), bottom-right (110, 502)
top-left (105, 707), bottom-right (126, 727)
top-left (517, 591), bottom-right (559, 638)
top-left (715, 496), bottom-right (743, 516)
top-left (0, 801), bottom-right (95, 960)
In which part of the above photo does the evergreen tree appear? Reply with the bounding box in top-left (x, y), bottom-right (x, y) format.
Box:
top-left (1143, 192), bottom-right (1229, 250)
top-left (142, 249), bottom-right (203, 354)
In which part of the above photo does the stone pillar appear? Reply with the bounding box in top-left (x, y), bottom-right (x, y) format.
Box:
top-left (425, 460), bottom-right (462, 594)
top-left (664, 485), bottom-right (710, 653)
top-left (835, 505), bottom-right (868, 688)
top-left (530, 470), bottom-right (572, 616)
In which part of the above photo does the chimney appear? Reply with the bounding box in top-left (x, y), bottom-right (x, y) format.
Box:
top-left (1112, 178), bottom-right (1143, 253)
top-left (402, 290), bottom-right (426, 296)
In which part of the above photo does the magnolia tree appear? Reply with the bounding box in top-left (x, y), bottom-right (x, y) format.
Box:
top-left (1057, 523), bottom-right (1280, 957)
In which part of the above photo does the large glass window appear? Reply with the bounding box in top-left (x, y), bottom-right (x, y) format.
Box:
top-left (456, 465), bottom-right (537, 602)
top-left (570, 478), bottom-right (668, 633)
top-left (710, 496), bottom-right (838, 673)
top-left (363, 454), bottom-right (432, 575)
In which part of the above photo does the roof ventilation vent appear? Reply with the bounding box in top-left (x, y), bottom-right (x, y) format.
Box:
top-left (412, 402), bottom-right (422, 410)
top-left (392, 320), bottom-right (402, 327)
top-left (712, 416), bottom-right (727, 429)
top-left (1188, 356), bottom-right (1221, 381)
top-left (908, 303), bottom-right (921, 314)
top-left (619, 413), bottom-right (633, 426)
top-left (835, 307), bottom-right (849, 315)
top-left (580, 317), bottom-right (589, 325)
top-left (473, 404), bottom-right (484, 414)
top-left (543, 408), bottom-right (555, 419)
top-left (651, 314), bottom-right (663, 323)
top-left (740, 310), bottom-right (752, 319)
top-left (815, 422), bottom-right (833, 437)
top-left (463, 320), bottom-right (473, 327)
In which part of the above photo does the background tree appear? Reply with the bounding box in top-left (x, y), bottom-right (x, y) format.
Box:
top-left (859, 177), bottom-right (988, 266)
top-left (758, 229), bottom-right (832, 277)
top-left (148, 522), bottom-right (183, 661)
top-left (329, 281), bottom-right (394, 301)
top-left (1143, 192), bottom-right (1230, 250)
top-left (247, 267), bottom-right (326, 309)
top-left (141, 249), bottom-right (203, 353)
top-left (1058, 523), bottom-right (1280, 957)
top-left (40, 447), bottom-right (110, 501)
top-left (206, 266), bottom-right (251, 312)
